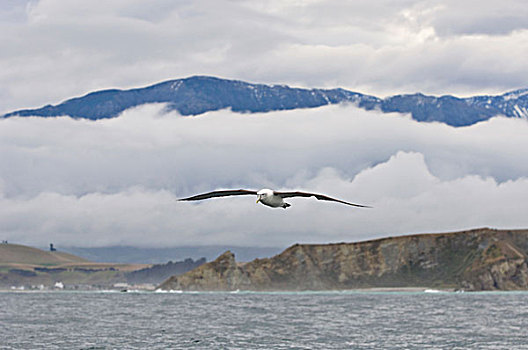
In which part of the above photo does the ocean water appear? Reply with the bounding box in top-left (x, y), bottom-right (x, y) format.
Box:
top-left (1, 291), bottom-right (528, 349)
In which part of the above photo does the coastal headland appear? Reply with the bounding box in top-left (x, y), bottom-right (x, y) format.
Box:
top-left (159, 228), bottom-right (528, 292)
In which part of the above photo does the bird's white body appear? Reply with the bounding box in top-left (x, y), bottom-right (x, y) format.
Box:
top-left (256, 189), bottom-right (290, 208)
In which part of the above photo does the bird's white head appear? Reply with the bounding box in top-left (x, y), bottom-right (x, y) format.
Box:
top-left (256, 188), bottom-right (274, 203)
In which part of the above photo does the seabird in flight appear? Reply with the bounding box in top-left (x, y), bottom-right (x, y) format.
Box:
top-left (178, 189), bottom-right (371, 209)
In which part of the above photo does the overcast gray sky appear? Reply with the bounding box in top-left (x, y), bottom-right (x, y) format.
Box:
top-left (1, 1), bottom-right (527, 249)
top-left (2, 0), bottom-right (528, 113)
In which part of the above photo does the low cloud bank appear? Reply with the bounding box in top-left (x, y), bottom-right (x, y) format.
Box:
top-left (1, 150), bottom-right (527, 248)
top-left (1, 104), bottom-right (527, 247)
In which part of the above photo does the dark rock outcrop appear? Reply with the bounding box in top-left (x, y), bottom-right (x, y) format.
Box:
top-left (160, 251), bottom-right (252, 291)
top-left (158, 228), bottom-right (528, 291)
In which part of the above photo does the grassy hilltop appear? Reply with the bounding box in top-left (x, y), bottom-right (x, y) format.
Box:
top-left (0, 243), bottom-right (148, 289)
top-left (0, 243), bottom-right (89, 266)
top-left (0, 243), bottom-right (205, 289)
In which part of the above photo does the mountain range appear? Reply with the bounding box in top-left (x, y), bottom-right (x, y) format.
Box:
top-left (4, 76), bottom-right (528, 126)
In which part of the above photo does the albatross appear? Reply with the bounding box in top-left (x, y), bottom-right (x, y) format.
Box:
top-left (178, 189), bottom-right (371, 209)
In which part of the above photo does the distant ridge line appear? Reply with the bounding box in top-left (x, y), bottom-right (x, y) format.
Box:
top-left (4, 76), bottom-right (528, 126)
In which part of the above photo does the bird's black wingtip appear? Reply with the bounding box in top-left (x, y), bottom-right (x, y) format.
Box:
top-left (353, 205), bottom-right (372, 209)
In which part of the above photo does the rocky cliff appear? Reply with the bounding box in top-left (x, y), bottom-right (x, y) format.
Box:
top-left (159, 228), bottom-right (528, 291)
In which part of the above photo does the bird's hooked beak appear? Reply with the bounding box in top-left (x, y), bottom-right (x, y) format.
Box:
top-left (256, 195), bottom-right (260, 203)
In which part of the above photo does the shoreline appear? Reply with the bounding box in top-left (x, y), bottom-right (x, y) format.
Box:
top-left (2, 286), bottom-right (517, 294)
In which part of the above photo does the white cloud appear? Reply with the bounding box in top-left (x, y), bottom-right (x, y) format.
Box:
top-left (2, 1), bottom-right (527, 250)
top-left (1, 104), bottom-right (527, 247)
top-left (1, 150), bottom-right (527, 248)
top-left (2, 104), bottom-right (527, 197)
top-left (427, 0), bottom-right (528, 37)
top-left (2, 0), bottom-right (528, 113)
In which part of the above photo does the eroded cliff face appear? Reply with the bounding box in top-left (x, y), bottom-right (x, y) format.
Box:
top-left (160, 251), bottom-right (252, 291)
top-left (159, 228), bottom-right (528, 291)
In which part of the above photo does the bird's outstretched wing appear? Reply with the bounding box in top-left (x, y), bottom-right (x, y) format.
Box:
top-left (178, 189), bottom-right (258, 201)
top-left (275, 191), bottom-right (371, 208)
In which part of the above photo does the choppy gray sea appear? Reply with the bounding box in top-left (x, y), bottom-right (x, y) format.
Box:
top-left (1, 290), bottom-right (528, 349)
